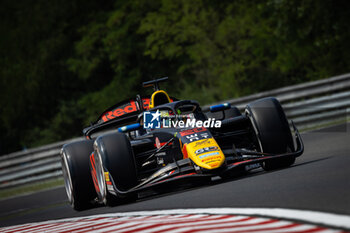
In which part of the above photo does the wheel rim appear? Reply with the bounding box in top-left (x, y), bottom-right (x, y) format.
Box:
top-left (94, 148), bottom-right (107, 204)
top-left (61, 150), bottom-right (73, 205)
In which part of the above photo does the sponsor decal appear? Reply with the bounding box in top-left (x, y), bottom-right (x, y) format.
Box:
top-left (182, 132), bottom-right (212, 143)
top-left (200, 132), bottom-right (209, 139)
top-left (245, 163), bottom-right (261, 171)
top-left (104, 172), bottom-right (113, 186)
top-left (142, 98), bottom-right (150, 109)
top-left (208, 162), bottom-right (220, 167)
top-left (104, 172), bottom-right (110, 182)
top-left (201, 156), bottom-right (221, 162)
top-left (195, 146), bottom-right (218, 155)
top-left (182, 133), bottom-right (212, 143)
top-left (199, 152), bottom-right (220, 159)
top-left (194, 139), bottom-right (210, 147)
top-left (186, 134), bottom-right (199, 142)
top-left (205, 159), bottom-right (221, 164)
top-left (101, 99), bottom-right (151, 122)
top-left (101, 100), bottom-right (138, 122)
top-left (180, 127), bottom-right (207, 136)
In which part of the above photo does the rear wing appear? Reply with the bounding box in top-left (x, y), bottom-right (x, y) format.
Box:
top-left (83, 96), bottom-right (176, 138)
top-left (97, 97), bottom-right (151, 124)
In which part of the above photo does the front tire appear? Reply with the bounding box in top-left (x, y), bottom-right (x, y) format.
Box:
top-left (246, 97), bottom-right (295, 170)
top-left (93, 133), bottom-right (138, 206)
top-left (60, 140), bottom-right (96, 211)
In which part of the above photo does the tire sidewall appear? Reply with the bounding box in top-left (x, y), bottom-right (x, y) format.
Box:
top-left (245, 97), bottom-right (295, 170)
top-left (60, 140), bottom-right (95, 210)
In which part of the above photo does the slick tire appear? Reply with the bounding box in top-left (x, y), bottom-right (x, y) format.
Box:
top-left (93, 133), bottom-right (138, 206)
top-left (60, 140), bottom-right (96, 211)
top-left (245, 97), bottom-right (295, 171)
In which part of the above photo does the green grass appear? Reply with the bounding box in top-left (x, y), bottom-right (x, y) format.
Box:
top-left (0, 178), bottom-right (64, 201)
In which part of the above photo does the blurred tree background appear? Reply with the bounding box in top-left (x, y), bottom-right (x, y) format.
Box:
top-left (1, 0), bottom-right (350, 155)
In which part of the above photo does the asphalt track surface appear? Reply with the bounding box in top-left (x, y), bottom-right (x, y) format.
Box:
top-left (1, 123), bottom-right (350, 228)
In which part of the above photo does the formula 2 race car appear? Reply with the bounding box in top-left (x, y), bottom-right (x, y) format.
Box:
top-left (60, 77), bottom-right (304, 210)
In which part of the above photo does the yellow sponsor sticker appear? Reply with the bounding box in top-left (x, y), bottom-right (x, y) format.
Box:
top-left (104, 172), bottom-right (110, 182)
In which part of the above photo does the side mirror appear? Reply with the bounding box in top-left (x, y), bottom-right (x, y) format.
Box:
top-left (209, 103), bottom-right (231, 112)
top-left (118, 123), bottom-right (141, 133)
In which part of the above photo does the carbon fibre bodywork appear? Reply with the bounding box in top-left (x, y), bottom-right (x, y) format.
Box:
top-left (61, 78), bottom-right (304, 209)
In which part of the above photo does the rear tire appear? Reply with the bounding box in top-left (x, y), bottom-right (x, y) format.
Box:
top-left (246, 97), bottom-right (295, 171)
top-left (93, 133), bottom-right (138, 206)
top-left (60, 140), bottom-right (96, 211)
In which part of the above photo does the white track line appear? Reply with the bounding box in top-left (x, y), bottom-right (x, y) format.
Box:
top-left (132, 216), bottom-right (254, 233)
top-left (1, 208), bottom-right (349, 232)
top-left (78, 208), bottom-right (349, 229)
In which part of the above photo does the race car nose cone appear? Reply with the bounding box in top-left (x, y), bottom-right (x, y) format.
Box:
top-left (185, 138), bottom-right (225, 170)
